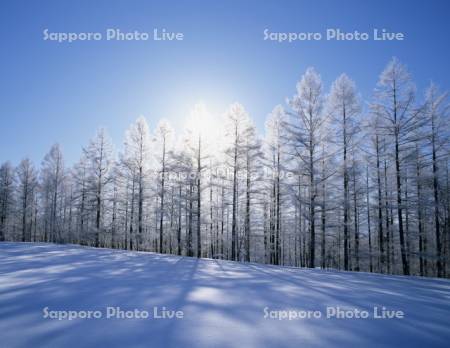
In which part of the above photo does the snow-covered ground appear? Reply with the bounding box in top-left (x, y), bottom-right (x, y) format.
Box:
top-left (0, 243), bottom-right (449, 348)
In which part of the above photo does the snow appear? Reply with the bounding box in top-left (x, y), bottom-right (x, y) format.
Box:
top-left (1, 243), bottom-right (449, 348)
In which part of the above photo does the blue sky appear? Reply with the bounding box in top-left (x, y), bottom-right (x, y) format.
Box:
top-left (1, 0), bottom-right (449, 164)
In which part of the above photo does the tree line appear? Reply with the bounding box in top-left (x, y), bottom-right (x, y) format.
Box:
top-left (1, 57), bottom-right (449, 278)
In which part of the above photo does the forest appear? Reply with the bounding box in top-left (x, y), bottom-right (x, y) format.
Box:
top-left (1, 57), bottom-right (449, 278)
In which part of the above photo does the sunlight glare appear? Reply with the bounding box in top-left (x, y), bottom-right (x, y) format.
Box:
top-left (186, 102), bottom-right (221, 142)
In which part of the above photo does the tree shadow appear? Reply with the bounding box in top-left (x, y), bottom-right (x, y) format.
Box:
top-left (0, 242), bottom-right (449, 348)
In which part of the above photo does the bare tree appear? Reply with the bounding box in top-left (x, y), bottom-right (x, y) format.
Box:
top-left (285, 67), bottom-right (327, 268)
top-left (328, 73), bottom-right (361, 270)
top-left (84, 128), bottom-right (114, 247)
top-left (0, 162), bottom-right (15, 241)
top-left (372, 58), bottom-right (421, 275)
top-left (16, 158), bottom-right (38, 242)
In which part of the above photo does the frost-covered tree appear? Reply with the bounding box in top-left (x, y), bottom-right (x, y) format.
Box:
top-left (41, 144), bottom-right (65, 243)
top-left (119, 117), bottom-right (152, 250)
top-left (285, 67), bottom-right (328, 268)
top-left (223, 103), bottom-right (254, 261)
top-left (84, 128), bottom-right (114, 247)
top-left (372, 57), bottom-right (421, 275)
top-left (0, 162), bottom-right (15, 241)
top-left (242, 118), bottom-right (262, 262)
top-left (328, 74), bottom-right (361, 270)
top-left (424, 83), bottom-right (450, 277)
top-left (183, 104), bottom-right (214, 258)
top-left (16, 158), bottom-right (38, 242)
top-left (264, 105), bottom-right (287, 265)
top-left (153, 119), bottom-right (174, 253)
top-left (72, 155), bottom-right (89, 244)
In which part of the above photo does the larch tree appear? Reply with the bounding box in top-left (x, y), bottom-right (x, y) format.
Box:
top-left (242, 118), bottom-right (262, 262)
top-left (424, 83), bottom-right (450, 277)
top-left (16, 158), bottom-right (38, 242)
top-left (84, 128), bottom-right (114, 248)
top-left (41, 144), bottom-right (65, 243)
top-left (265, 105), bottom-right (287, 265)
top-left (153, 119), bottom-right (174, 253)
top-left (328, 73), bottom-right (361, 270)
top-left (372, 57), bottom-right (421, 275)
top-left (285, 67), bottom-right (327, 268)
top-left (120, 117), bottom-right (152, 250)
top-left (0, 162), bottom-right (15, 241)
top-left (223, 103), bottom-right (253, 261)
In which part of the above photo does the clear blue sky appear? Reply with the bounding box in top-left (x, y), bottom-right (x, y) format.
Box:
top-left (1, 0), bottom-right (449, 164)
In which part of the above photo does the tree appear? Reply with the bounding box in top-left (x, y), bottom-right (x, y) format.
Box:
top-left (328, 74), bottom-right (361, 270)
top-left (41, 144), bottom-right (65, 243)
top-left (84, 128), bottom-right (114, 247)
top-left (171, 134), bottom-right (197, 257)
top-left (120, 117), bottom-right (152, 250)
top-left (154, 119), bottom-right (174, 253)
top-left (16, 158), bottom-right (38, 242)
top-left (72, 155), bottom-right (89, 244)
top-left (0, 162), bottom-right (15, 241)
top-left (424, 83), bottom-right (449, 277)
top-left (184, 103), bottom-right (214, 258)
top-left (265, 105), bottom-right (287, 265)
top-left (224, 103), bottom-right (253, 261)
top-left (367, 112), bottom-right (386, 273)
top-left (286, 67), bottom-right (327, 268)
top-left (243, 118), bottom-right (262, 262)
top-left (372, 58), bottom-right (420, 275)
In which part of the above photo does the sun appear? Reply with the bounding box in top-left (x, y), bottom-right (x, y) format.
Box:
top-left (185, 102), bottom-right (221, 142)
